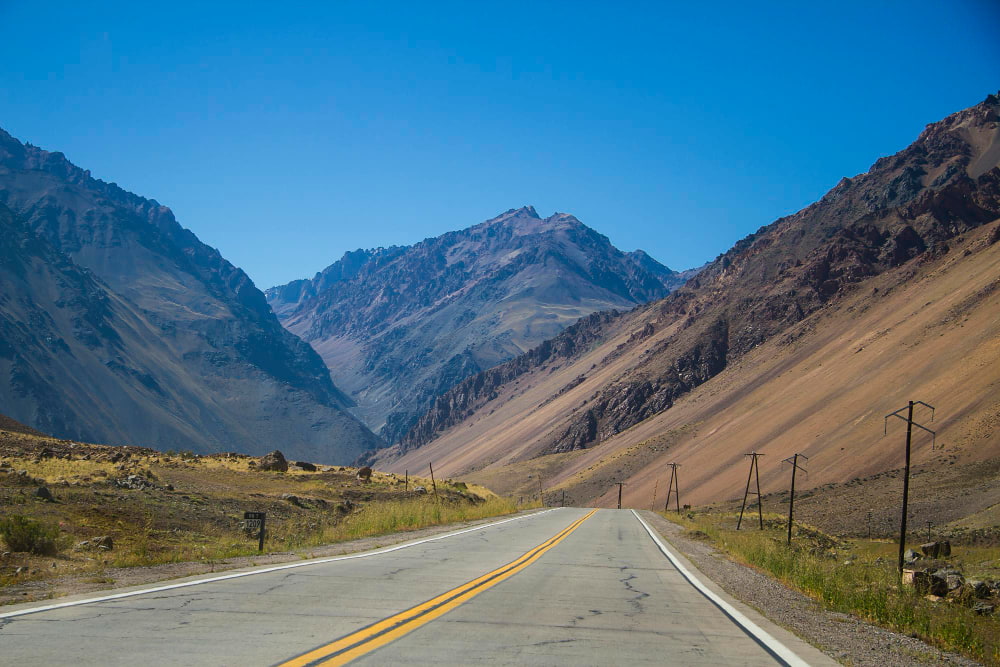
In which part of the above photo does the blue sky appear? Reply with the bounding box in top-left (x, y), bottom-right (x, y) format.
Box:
top-left (1, 1), bottom-right (998, 288)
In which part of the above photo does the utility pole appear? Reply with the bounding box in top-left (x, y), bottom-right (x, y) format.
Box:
top-left (885, 400), bottom-right (935, 579)
top-left (561, 490), bottom-right (565, 507)
top-left (664, 463), bottom-right (681, 514)
top-left (405, 469), bottom-right (408, 492)
top-left (429, 461), bottom-right (438, 498)
top-left (926, 521), bottom-right (933, 542)
top-left (617, 482), bottom-right (624, 509)
top-left (650, 478), bottom-right (659, 512)
top-left (538, 478), bottom-right (544, 506)
top-left (737, 452), bottom-right (765, 530)
top-left (781, 453), bottom-right (808, 545)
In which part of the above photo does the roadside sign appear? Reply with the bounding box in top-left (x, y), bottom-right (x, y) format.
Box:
top-left (244, 511), bottom-right (266, 551)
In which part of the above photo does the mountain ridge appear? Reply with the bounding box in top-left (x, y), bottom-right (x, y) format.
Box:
top-left (373, 93), bottom-right (1000, 488)
top-left (0, 128), bottom-right (382, 461)
top-left (267, 206), bottom-right (691, 443)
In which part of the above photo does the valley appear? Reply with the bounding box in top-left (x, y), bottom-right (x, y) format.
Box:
top-left (372, 94), bottom-right (1000, 523)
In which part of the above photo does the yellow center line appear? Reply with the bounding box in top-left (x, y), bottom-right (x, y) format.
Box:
top-left (279, 509), bottom-right (598, 667)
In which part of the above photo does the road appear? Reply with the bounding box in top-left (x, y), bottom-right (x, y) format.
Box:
top-left (0, 509), bottom-right (833, 665)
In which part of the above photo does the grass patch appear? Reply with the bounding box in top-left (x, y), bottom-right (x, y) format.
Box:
top-left (663, 511), bottom-right (1000, 665)
top-left (0, 515), bottom-right (62, 555)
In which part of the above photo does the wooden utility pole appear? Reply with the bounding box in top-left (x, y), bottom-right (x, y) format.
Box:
top-left (737, 452), bottom-right (765, 530)
top-left (781, 453), bottom-right (808, 545)
top-left (664, 463), bottom-right (681, 514)
top-left (617, 482), bottom-right (624, 509)
top-left (538, 477), bottom-right (544, 506)
top-left (405, 469), bottom-right (408, 492)
top-left (885, 400), bottom-right (935, 579)
top-left (429, 462), bottom-right (438, 498)
top-left (650, 478), bottom-right (659, 512)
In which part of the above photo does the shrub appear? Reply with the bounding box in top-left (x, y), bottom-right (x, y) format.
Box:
top-left (0, 515), bottom-right (61, 555)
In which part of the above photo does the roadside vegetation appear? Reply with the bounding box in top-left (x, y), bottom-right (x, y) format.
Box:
top-left (0, 429), bottom-right (530, 604)
top-left (662, 510), bottom-right (1000, 664)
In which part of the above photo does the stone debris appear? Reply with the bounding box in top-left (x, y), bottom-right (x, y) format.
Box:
top-left (903, 561), bottom-right (998, 616)
top-left (34, 486), bottom-right (54, 502)
top-left (113, 474), bottom-right (157, 491)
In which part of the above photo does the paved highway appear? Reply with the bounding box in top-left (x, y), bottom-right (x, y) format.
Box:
top-left (0, 509), bottom-right (833, 665)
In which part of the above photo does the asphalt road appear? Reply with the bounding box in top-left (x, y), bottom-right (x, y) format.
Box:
top-left (0, 508), bottom-right (834, 665)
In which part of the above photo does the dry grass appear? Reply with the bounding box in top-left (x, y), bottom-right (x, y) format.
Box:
top-left (663, 510), bottom-right (1000, 665)
top-left (0, 432), bottom-right (522, 603)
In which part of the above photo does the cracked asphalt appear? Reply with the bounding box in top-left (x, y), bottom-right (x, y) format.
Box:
top-left (0, 509), bottom-right (834, 665)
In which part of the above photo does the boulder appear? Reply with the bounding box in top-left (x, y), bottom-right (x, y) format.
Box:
top-left (295, 461), bottom-right (317, 472)
top-left (413, 485), bottom-right (427, 494)
top-left (965, 580), bottom-right (991, 599)
top-left (927, 573), bottom-right (949, 596)
top-left (78, 535), bottom-right (114, 551)
top-left (357, 466), bottom-right (373, 482)
top-left (945, 573), bottom-right (965, 592)
top-left (259, 450), bottom-right (288, 472)
top-left (903, 569), bottom-right (947, 596)
top-left (903, 549), bottom-right (922, 562)
top-left (920, 542), bottom-right (940, 558)
top-left (34, 486), bottom-right (54, 502)
top-left (973, 602), bottom-right (995, 616)
top-left (280, 493), bottom-right (301, 505)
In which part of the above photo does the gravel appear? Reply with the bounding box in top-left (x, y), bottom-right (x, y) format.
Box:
top-left (640, 511), bottom-right (981, 666)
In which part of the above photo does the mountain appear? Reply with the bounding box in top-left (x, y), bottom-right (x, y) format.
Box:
top-left (267, 206), bottom-right (689, 443)
top-left (0, 129), bottom-right (382, 461)
top-left (372, 93), bottom-right (1000, 506)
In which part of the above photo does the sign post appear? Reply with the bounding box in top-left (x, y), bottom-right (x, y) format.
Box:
top-left (244, 511), bottom-right (266, 551)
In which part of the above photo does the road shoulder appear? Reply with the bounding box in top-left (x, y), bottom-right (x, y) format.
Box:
top-left (639, 510), bottom-right (979, 666)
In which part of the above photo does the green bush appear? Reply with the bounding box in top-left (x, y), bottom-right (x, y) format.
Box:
top-left (0, 515), bottom-right (61, 555)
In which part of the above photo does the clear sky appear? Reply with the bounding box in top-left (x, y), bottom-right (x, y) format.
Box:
top-left (1, 1), bottom-right (998, 288)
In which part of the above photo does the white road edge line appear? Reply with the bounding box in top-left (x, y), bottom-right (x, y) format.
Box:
top-left (0, 507), bottom-right (562, 620)
top-left (631, 510), bottom-right (810, 667)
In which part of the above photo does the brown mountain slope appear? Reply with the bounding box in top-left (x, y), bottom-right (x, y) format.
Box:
top-left (374, 94), bottom-right (1000, 506)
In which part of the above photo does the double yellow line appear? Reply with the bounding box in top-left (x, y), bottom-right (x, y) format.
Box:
top-left (280, 509), bottom-right (597, 667)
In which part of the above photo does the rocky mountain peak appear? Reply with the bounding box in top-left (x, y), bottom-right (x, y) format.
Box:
top-left (268, 207), bottom-right (690, 443)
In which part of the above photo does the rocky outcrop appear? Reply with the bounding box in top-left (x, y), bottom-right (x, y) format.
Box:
top-left (269, 206), bottom-right (691, 443)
